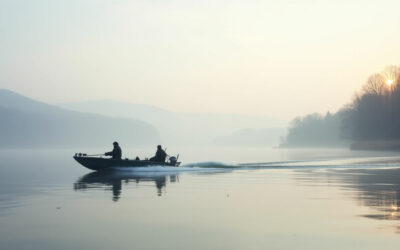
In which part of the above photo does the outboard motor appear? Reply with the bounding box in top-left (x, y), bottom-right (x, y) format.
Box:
top-left (169, 156), bottom-right (178, 165)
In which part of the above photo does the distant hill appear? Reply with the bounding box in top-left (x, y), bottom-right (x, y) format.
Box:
top-left (60, 100), bottom-right (287, 145)
top-left (0, 89), bottom-right (159, 148)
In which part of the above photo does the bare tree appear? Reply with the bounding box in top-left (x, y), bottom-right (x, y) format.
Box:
top-left (381, 65), bottom-right (400, 82)
top-left (363, 73), bottom-right (385, 96)
top-left (381, 65), bottom-right (400, 93)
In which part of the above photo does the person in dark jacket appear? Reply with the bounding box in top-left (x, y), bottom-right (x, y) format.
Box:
top-left (105, 142), bottom-right (122, 159)
top-left (150, 145), bottom-right (167, 162)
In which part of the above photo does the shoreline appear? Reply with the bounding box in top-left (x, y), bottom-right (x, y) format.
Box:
top-left (350, 140), bottom-right (400, 151)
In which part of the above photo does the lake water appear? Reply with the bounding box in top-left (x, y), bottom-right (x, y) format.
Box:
top-left (1, 147), bottom-right (400, 250)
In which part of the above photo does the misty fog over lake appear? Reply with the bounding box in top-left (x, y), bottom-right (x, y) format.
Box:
top-left (2, 148), bottom-right (400, 250)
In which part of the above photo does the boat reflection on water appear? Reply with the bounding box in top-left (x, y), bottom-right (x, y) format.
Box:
top-left (74, 171), bottom-right (179, 201)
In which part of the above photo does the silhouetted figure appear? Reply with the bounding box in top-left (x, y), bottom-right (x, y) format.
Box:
top-left (105, 141), bottom-right (122, 159)
top-left (150, 145), bottom-right (167, 162)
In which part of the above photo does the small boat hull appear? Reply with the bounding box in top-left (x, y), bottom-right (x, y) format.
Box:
top-left (73, 156), bottom-right (180, 171)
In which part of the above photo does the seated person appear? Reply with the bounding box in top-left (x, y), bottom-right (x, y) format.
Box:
top-left (150, 145), bottom-right (167, 162)
top-left (105, 141), bottom-right (122, 160)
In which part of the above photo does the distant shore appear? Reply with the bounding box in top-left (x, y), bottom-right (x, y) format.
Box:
top-left (350, 140), bottom-right (400, 151)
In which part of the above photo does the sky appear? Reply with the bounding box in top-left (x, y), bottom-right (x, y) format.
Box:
top-left (1, 0), bottom-right (400, 120)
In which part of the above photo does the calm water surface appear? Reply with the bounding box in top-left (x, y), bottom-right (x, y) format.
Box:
top-left (1, 147), bottom-right (400, 250)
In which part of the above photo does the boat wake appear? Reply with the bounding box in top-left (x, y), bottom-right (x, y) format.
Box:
top-left (180, 156), bottom-right (400, 170)
top-left (103, 155), bottom-right (400, 175)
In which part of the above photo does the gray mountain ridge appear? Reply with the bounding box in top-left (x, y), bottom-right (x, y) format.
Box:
top-left (60, 99), bottom-right (288, 146)
top-left (0, 89), bottom-right (159, 148)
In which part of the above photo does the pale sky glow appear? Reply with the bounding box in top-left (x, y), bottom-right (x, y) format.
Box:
top-left (1, 0), bottom-right (400, 119)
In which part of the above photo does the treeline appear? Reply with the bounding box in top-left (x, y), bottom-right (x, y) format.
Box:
top-left (281, 111), bottom-right (349, 147)
top-left (282, 65), bottom-right (400, 148)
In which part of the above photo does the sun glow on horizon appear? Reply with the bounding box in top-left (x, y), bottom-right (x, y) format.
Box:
top-left (387, 79), bottom-right (394, 86)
